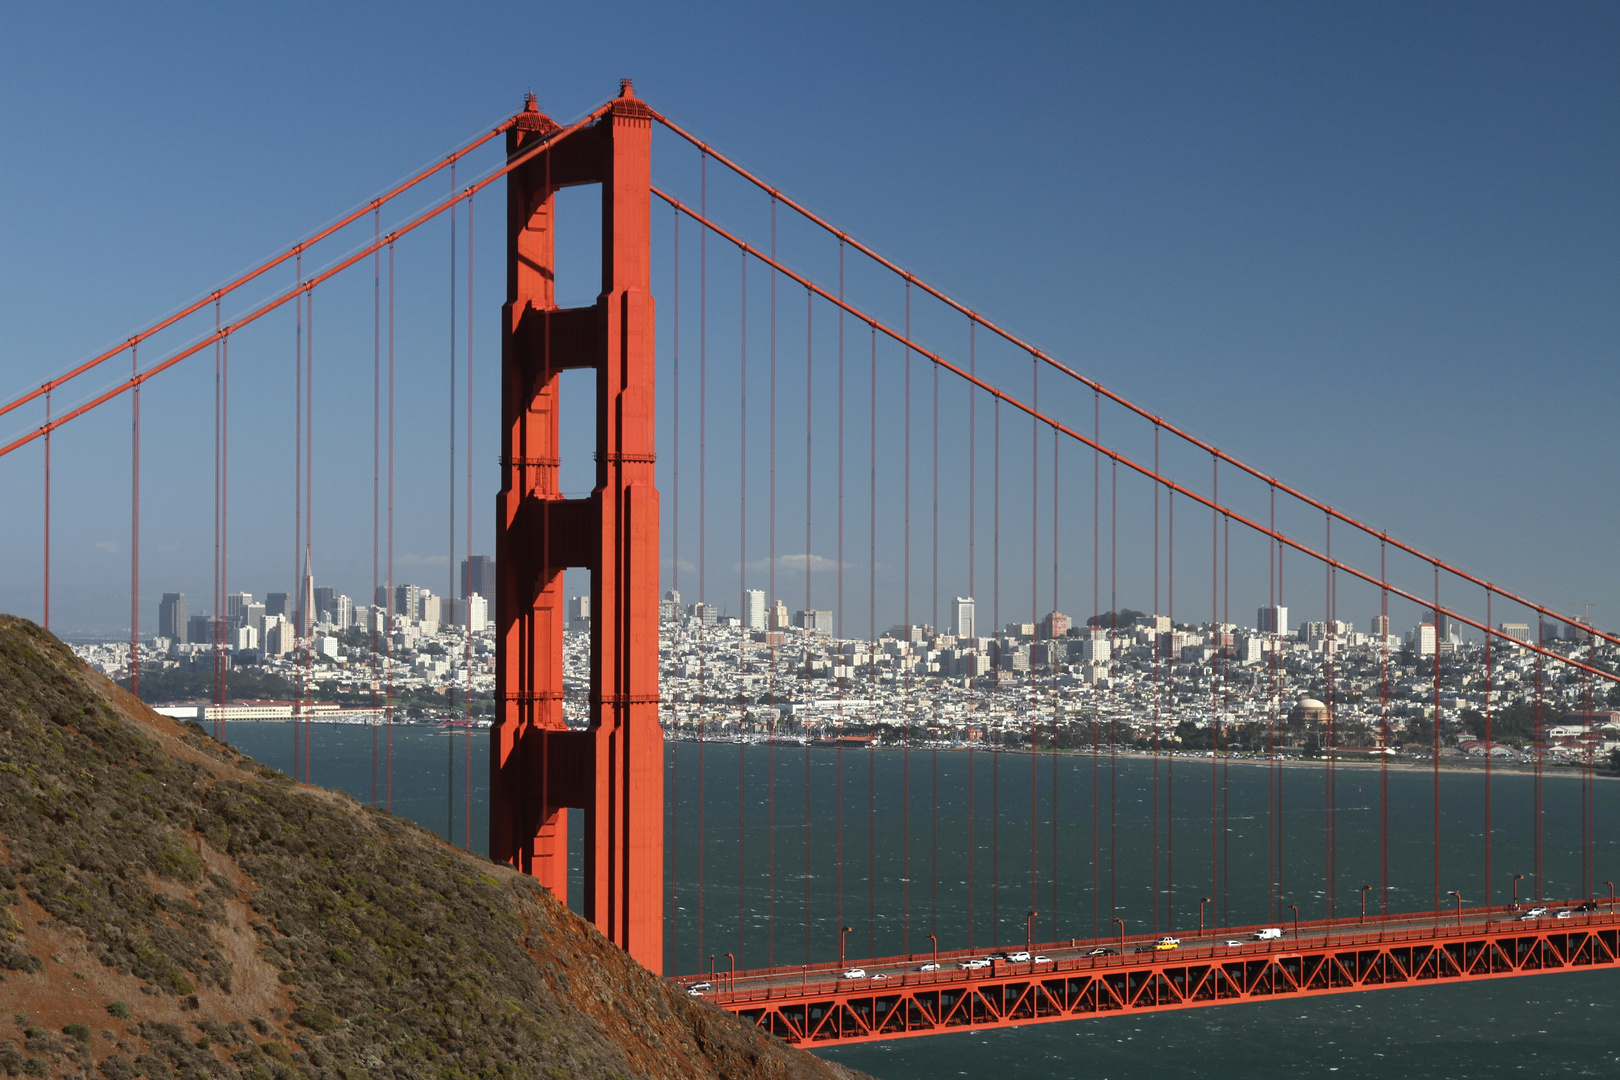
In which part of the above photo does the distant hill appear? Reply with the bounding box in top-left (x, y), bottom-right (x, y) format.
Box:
top-left (0, 615), bottom-right (867, 1080)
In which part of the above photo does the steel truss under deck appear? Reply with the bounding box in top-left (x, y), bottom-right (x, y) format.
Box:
top-left (709, 914), bottom-right (1620, 1045)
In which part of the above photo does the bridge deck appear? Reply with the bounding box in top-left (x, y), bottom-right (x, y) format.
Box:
top-left (678, 905), bottom-right (1620, 1045)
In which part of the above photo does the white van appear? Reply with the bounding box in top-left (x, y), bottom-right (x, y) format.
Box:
top-left (1252, 927), bottom-right (1283, 940)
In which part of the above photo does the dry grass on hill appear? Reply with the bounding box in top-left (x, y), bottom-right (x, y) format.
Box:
top-left (0, 615), bottom-right (866, 1080)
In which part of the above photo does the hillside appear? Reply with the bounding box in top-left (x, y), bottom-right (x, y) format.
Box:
top-left (0, 616), bottom-right (867, 1080)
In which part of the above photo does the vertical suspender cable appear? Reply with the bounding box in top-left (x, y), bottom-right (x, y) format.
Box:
top-left (1167, 483), bottom-right (1175, 932)
top-left (293, 257), bottom-right (303, 776)
top-left (387, 241), bottom-right (396, 811)
top-left (1092, 392), bottom-right (1100, 940)
top-left (804, 285), bottom-right (813, 966)
top-left (1484, 589), bottom-right (1492, 908)
top-left (670, 208), bottom-right (681, 923)
top-left (902, 283), bottom-right (911, 957)
top-left (1222, 510), bottom-right (1231, 923)
top-left (967, 320), bottom-right (976, 950)
top-left (130, 345), bottom-right (140, 702)
top-left (1212, 459), bottom-right (1220, 923)
top-left (372, 210), bottom-right (381, 807)
top-left (837, 242), bottom-right (846, 944)
top-left (931, 300), bottom-right (940, 943)
top-left (448, 163), bottom-right (458, 843)
top-left (1152, 428), bottom-right (1160, 934)
top-left (1534, 615), bottom-right (1544, 900)
top-left (738, 250), bottom-right (748, 960)
top-left (1110, 456), bottom-right (1118, 926)
top-left (1379, 540), bottom-right (1389, 912)
top-left (466, 192), bottom-right (475, 850)
top-left (697, 154), bottom-right (708, 969)
top-left (992, 394), bottom-right (1000, 944)
top-left (1432, 565), bottom-right (1442, 918)
top-left (305, 288), bottom-right (315, 783)
top-left (221, 329), bottom-right (230, 737)
top-left (43, 390), bottom-right (50, 632)
top-left (766, 204), bottom-right (777, 966)
top-left (1030, 357), bottom-right (1039, 922)
top-left (868, 322), bottom-right (877, 958)
top-left (1051, 424), bottom-right (1059, 939)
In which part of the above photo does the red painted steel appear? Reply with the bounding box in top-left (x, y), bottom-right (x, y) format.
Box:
top-left (701, 909), bottom-right (1620, 1046)
top-left (491, 84), bottom-right (663, 972)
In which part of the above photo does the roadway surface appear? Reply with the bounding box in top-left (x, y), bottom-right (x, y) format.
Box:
top-left (679, 901), bottom-right (1615, 1001)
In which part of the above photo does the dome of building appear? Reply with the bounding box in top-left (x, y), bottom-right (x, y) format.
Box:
top-left (1291, 698), bottom-right (1331, 722)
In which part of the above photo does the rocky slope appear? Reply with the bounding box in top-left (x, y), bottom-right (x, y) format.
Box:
top-left (0, 615), bottom-right (867, 1080)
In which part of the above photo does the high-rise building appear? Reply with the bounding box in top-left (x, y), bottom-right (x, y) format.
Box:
top-left (1041, 611), bottom-right (1070, 639)
top-left (660, 589), bottom-right (682, 622)
top-left (464, 594), bottom-right (488, 634)
top-left (462, 555), bottom-right (495, 600)
top-left (334, 594), bottom-right (353, 630)
top-left (313, 587), bottom-right (337, 621)
top-left (265, 592), bottom-right (289, 618)
top-left (1411, 622), bottom-right (1437, 657)
top-left (953, 596), bottom-right (975, 640)
top-left (226, 592), bottom-right (253, 626)
top-left (1370, 614), bottom-right (1389, 637)
top-left (1498, 622), bottom-right (1531, 643)
top-left (768, 599), bottom-right (790, 632)
top-left (744, 589), bottom-right (766, 631)
top-left (568, 595), bottom-right (591, 632)
top-left (795, 609), bottom-right (834, 636)
top-left (159, 593), bottom-right (188, 644)
top-left (1257, 606), bottom-right (1289, 635)
top-left (395, 584), bottom-right (421, 620)
top-left (691, 602), bottom-right (718, 626)
top-left (419, 592), bottom-right (441, 632)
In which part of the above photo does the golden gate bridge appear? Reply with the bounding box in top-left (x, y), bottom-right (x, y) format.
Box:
top-left (2, 81), bottom-right (1617, 1047)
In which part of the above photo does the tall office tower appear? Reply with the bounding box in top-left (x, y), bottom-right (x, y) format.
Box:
top-left (795, 609), bottom-right (834, 636)
top-left (1041, 610), bottom-right (1070, 639)
top-left (954, 596), bottom-right (975, 640)
top-left (1412, 622), bottom-right (1437, 657)
top-left (244, 602), bottom-right (266, 631)
top-left (1257, 605), bottom-right (1289, 635)
top-left (313, 587), bottom-right (337, 621)
top-left (660, 589), bottom-right (683, 622)
top-left (419, 592), bottom-right (441, 632)
top-left (334, 594), bottom-right (353, 630)
top-left (462, 554), bottom-right (495, 599)
top-left (465, 593), bottom-right (488, 634)
top-left (768, 599), bottom-right (790, 632)
top-left (225, 592), bottom-right (253, 626)
top-left (568, 595), bottom-right (591, 632)
top-left (744, 589), bottom-right (767, 631)
top-left (265, 593), bottom-right (288, 618)
top-left (159, 593), bottom-right (188, 644)
top-left (1369, 614), bottom-right (1389, 637)
top-left (395, 584), bottom-right (422, 620)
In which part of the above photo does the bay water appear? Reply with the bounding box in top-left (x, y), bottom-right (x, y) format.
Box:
top-left (223, 723), bottom-right (1620, 1078)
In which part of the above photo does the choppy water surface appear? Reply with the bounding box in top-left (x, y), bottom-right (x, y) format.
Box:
top-left (224, 724), bottom-right (1620, 1078)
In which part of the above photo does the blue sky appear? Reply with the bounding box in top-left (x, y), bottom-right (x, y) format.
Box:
top-left (1, 1), bottom-right (1615, 637)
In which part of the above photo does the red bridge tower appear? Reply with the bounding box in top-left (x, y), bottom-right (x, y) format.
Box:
top-left (492, 82), bottom-right (663, 971)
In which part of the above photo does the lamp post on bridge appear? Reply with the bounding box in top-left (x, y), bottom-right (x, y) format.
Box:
top-left (724, 952), bottom-right (735, 992)
top-left (1026, 911), bottom-right (1038, 971)
top-left (1360, 884), bottom-right (1372, 926)
top-left (838, 926), bottom-right (853, 971)
top-left (1605, 882), bottom-right (1614, 915)
top-left (1113, 917), bottom-right (1125, 958)
top-left (1199, 897), bottom-right (1211, 954)
top-left (1287, 904), bottom-right (1300, 944)
top-left (926, 934), bottom-right (937, 980)
top-left (1513, 874), bottom-right (1525, 911)
top-left (1448, 892), bottom-right (1463, 933)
